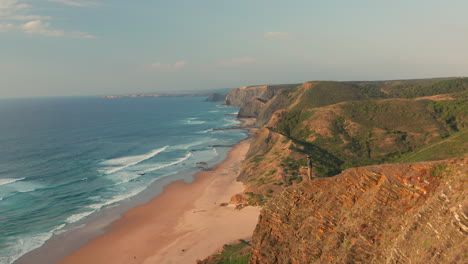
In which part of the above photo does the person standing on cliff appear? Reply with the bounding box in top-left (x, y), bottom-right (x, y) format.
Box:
top-left (306, 155), bottom-right (313, 180)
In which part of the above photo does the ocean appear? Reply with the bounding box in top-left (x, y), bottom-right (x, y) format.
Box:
top-left (0, 96), bottom-right (246, 264)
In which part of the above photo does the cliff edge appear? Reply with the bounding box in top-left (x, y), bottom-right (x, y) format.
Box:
top-left (224, 84), bottom-right (299, 110)
top-left (250, 158), bottom-right (467, 263)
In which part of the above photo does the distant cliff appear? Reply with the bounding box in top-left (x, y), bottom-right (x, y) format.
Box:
top-left (205, 93), bottom-right (227, 102)
top-left (224, 84), bottom-right (299, 116)
top-left (250, 158), bottom-right (468, 263)
top-left (102, 93), bottom-right (210, 98)
top-left (237, 98), bottom-right (268, 118)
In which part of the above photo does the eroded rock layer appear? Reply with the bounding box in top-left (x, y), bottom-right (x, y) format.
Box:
top-left (250, 158), bottom-right (467, 264)
top-left (224, 84), bottom-right (298, 107)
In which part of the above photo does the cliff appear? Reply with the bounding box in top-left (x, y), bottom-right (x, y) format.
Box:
top-left (102, 93), bottom-right (209, 98)
top-left (205, 93), bottom-right (227, 102)
top-left (238, 98), bottom-right (268, 118)
top-left (201, 78), bottom-right (468, 263)
top-left (224, 84), bottom-right (299, 108)
top-left (250, 158), bottom-right (467, 263)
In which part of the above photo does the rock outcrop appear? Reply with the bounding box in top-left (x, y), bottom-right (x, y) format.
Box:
top-left (238, 98), bottom-right (268, 118)
top-left (250, 158), bottom-right (467, 264)
top-left (224, 84), bottom-right (298, 107)
top-left (205, 93), bottom-right (227, 102)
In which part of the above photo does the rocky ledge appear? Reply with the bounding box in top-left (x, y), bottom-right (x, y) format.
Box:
top-left (250, 158), bottom-right (467, 264)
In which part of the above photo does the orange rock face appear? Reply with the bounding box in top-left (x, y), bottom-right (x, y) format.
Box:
top-left (250, 158), bottom-right (468, 263)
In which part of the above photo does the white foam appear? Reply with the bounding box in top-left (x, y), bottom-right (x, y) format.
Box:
top-left (0, 223), bottom-right (67, 264)
top-left (65, 210), bottom-right (95, 224)
top-left (173, 140), bottom-right (211, 150)
top-left (88, 186), bottom-right (146, 210)
top-left (185, 120), bottom-right (206, 125)
top-left (224, 118), bottom-right (241, 127)
top-left (0, 180), bottom-right (44, 199)
top-left (106, 171), bottom-right (143, 185)
top-left (142, 152), bottom-right (193, 173)
top-left (0, 177), bottom-right (25, 186)
top-left (51, 224), bottom-right (67, 235)
top-left (208, 110), bottom-right (219, 113)
top-left (102, 146), bottom-right (168, 175)
top-left (197, 129), bottom-right (213, 134)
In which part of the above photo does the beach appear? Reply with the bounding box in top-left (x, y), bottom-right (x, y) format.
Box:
top-left (55, 119), bottom-right (259, 264)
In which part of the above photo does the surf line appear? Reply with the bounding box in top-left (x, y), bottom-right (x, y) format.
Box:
top-left (104, 146), bottom-right (169, 175)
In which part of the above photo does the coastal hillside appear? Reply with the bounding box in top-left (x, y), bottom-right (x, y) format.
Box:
top-left (255, 78), bottom-right (468, 126)
top-left (199, 78), bottom-right (467, 263)
top-left (250, 158), bottom-right (468, 263)
top-left (236, 94), bottom-right (466, 205)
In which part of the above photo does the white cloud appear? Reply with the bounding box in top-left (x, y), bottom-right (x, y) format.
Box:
top-left (0, 0), bottom-right (96, 38)
top-left (0, 0), bottom-right (29, 10)
top-left (220, 56), bottom-right (256, 67)
top-left (22, 19), bottom-right (63, 36)
top-left (148, 61), bottom-right (188, 71)
top-left (263, 31), bottom-right (294, 40)
top-left (47, 0), bottom-right (98, 7)
top-left (21, 19), bottom-right (95, 38)
top-left (0, 0), bottom-right (30, 17)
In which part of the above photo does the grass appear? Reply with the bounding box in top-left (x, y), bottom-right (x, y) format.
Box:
top-left (398, 128), bottom-right (468, 162)
top-left (245, 192), bottom-right (269, 205)
top-left (249, 154), bottom-right (264, 164)
top-left (264, 95), bottom-right (466, 183)
top-left (291, 82), bottom-right (365, 110)
top-left (203, 241), bottom-right (251, 264)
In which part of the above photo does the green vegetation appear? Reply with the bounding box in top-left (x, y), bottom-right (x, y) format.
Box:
top-left (431, 164), bottom-right (448, 177)
top-left (273, 110), bottom-right (315, 138)
top-left (428, 98), bottom-right (467, 131)
top-left (399, 129), bottom-right (468, 162)
top-left (386, 78), bottom-right (468, 98)
top-left (257, 78), bottom-right (468, 127)
top-left (241, 78), bottom-right (467, 195)
top-left (203, 240), bottom-right (251, 264)
top-left (291, 82), bottom-right (365, 110)
top-left (267, 95), bottom-right (466, 178)
top-left (249, 154), bottom-right (264, 164)
top-left (245, 192), bottom-right (269, 206)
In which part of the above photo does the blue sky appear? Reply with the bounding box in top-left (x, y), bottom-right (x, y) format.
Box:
top-left (1, 0), bottom-right (467, 98)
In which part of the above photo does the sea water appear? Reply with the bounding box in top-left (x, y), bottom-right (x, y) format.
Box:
top-left (0, 96), bottom-right (245, 264)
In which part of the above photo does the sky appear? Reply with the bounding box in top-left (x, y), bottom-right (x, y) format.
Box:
top-left (0, 0), bottom-right (468, 98)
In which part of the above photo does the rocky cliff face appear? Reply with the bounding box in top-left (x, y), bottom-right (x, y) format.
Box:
top-left (250, 158), bottom-right (467, 264)
top-left (224, 84), bottom-right (298, 107)
top-left (225, 85), bottom-right (269, 107)
top-left (205, 93), bottom-right (227, 102)
top-left (238, 98), bottom-right (268, 118)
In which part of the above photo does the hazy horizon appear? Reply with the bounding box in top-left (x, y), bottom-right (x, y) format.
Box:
top-left (1, 0), bottom-right (468, 98)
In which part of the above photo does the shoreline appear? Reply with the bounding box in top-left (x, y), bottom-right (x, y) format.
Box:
top-left (19, 118), bottom-right (259, 264)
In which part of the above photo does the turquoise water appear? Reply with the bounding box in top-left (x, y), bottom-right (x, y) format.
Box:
top-left (0, 96), bottom-right (245, 264)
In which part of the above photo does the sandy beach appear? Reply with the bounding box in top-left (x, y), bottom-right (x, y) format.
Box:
top-left (57, 120), bottom-right (260, 264)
